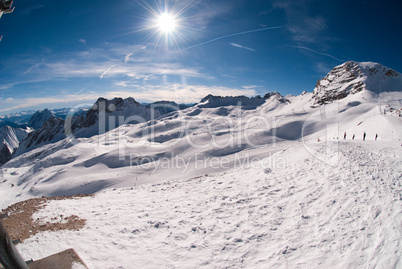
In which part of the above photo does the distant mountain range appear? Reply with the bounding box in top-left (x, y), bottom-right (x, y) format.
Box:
top-left (1, 61), bottom-right (401, 167)
top-left (0, 100), bottom-right (193, 164)
top-left (0, 107), bottom-right (76, 128)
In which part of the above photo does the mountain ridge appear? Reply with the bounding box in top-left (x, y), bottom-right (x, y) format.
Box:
top-left (312, 61), bottom-right (401, 105)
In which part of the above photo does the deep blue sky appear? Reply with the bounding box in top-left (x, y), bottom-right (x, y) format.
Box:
top-left (0, 0), bottom-right (401, 114)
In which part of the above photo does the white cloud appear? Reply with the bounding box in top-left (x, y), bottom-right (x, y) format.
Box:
top-left (79, 39), bottom-right (87, 44)
top-left (0, 83), bottom-right (258, 113)
top-left (125, 53), bottom-right (133, 63)
top-left (118, 84), bottom-right (257, 103)
top-left (287, 16), bottom-right (328, 43)
top-left (20, 46), bottom-right (212, 82)
top-left (0, 94), bottom-right (99, 113)
top-left (274, 1), bottom-right (331, 45)
top-left (242, 85), bottom-right (260, 89)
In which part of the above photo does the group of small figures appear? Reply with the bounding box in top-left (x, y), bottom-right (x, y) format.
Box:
top-left (344, 132), bottom-right (378, 141)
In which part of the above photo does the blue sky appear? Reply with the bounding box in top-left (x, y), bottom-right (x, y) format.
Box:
top-left (0, 0), bottom-right (401, 114)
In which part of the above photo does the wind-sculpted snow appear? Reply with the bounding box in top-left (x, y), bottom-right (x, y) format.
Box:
top-left (11, 141), bottom-right (402, 268)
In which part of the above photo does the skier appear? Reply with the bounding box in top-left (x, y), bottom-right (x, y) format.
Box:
top-left (363, 132), bottom-right (366, 141)
top-left (352, 134), bottom-right (355, 140)
top-left (344, 132), bottom-right (346, 139)
top-left (375, 133), bottom-right (378, 141)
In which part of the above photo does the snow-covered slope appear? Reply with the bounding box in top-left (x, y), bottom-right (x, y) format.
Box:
top-left (0, 125), bottom-right (29, 165)
top-left (13, 140), bottom-right (402, 268)
top-left (14, 117), bottom-right (66, 157)
top-left (1, 87), bottom-right (401, 207)
top-left (13, 97), bottom-right (161, 156)
top-left (0, 125), bottom-right (29, 152)
top-left (0, 61), bottom-right (401, 268)
top-left (312, 61), bottom-right (402, 105)
top-left (27, 108), bottom-right (55, 129)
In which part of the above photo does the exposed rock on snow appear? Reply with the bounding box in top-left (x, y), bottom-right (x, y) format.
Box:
top-left (0, 143), bottom-right (12, 165)
top-left (15, 117), bottom-right (65, 157)
top-left (0, 125), bottom-right (29, 152)
top-left (312, 61), bottom-right (402, 105)
top-left (199, 92), bottom-right (289, 109)
top-left (13, 97), bottom-right (162, 156)
top-left (0, 125), bottom-right (29, 165)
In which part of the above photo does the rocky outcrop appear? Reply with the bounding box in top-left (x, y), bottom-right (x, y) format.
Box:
top-left (199, 92), bottom-right (289, 109)
top-left (312, 61), bottom-right (402, 105)
top-left (16, 117), bottom-right (65, 156)
top-left (0, 125), bottom-right (29, 165)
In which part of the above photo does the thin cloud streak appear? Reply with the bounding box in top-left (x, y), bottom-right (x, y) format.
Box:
top-left (286, 45), bottom-right (346, 62)
top-left (75, 88), bottom-right (86, 95)
top-left (230, 43), bottom-right (256, 52)
top-left (181, 26), bottom-right (283, 51)
top-left (100, 65), bottom-right (116, 79)
top-left (125, 53), bottom-right (133, 63)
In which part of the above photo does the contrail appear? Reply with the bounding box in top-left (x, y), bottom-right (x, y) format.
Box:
top-left (286, 45), bottom-right (346, 62)
top-left (230, 43), bottom-right (256, 52)
top-left (100, 65), bottom-right (116, 79)
top-left (75, 88), bottom-right (85, 95)
top-left (181, 26), bottom-right (283, 51)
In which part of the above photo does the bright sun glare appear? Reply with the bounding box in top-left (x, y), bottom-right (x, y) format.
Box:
top-left (157, 13), bottom-right (177, 33)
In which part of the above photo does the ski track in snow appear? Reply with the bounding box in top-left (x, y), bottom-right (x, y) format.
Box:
top-left (16, 141), bottom-right (401, 269)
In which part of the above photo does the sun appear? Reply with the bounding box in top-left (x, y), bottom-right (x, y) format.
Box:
top-left (136, 0), bottom-right (195, 48)
top-left (157, 12), bottom-right (177, 34)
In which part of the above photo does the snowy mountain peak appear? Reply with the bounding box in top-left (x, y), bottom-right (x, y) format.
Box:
top-left (14, 117), bottom-right (65, 157)
top-left (0, 125), bottom-right (29, 165)
top-left (0, 125), bottom-right (29, 151)
top-left (81, 97), bottom-right (154, 129)
top-left (28, 108), bottom-right (56, 129)
top-left (91, 97), bottom-right (140, 112)
top-left (312, 61), bottom-right (402, 105)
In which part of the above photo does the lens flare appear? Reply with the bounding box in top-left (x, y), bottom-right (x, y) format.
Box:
top-left (130, 0), bottom-right (196, 50)
top-left (157, 13), bottom-right (177, 34)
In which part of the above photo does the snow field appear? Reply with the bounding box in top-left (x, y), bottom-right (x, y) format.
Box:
top-left (15, 141), bottom-right (401, 268)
